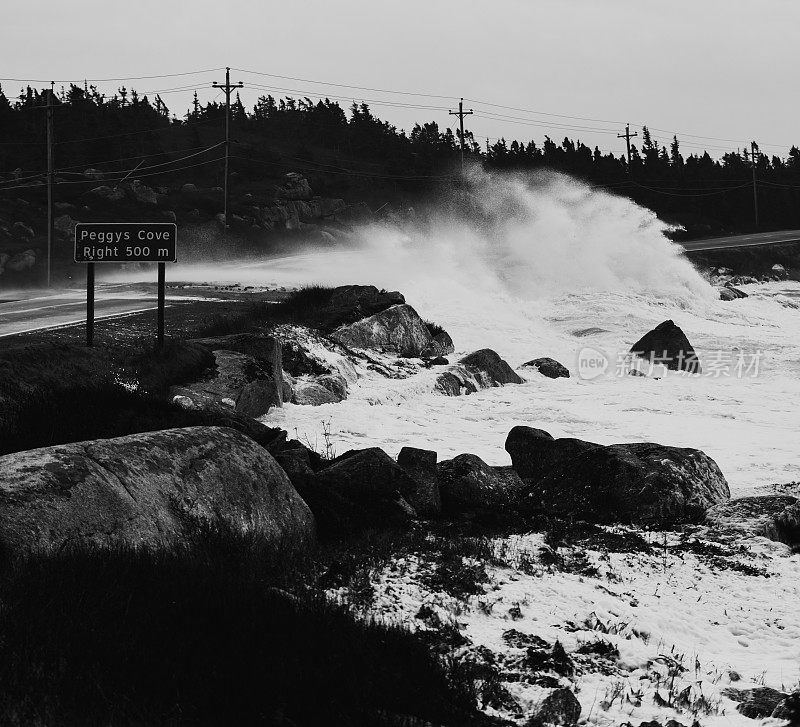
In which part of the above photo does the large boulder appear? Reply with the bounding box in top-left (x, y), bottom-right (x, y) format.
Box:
top-left (437, 453), bottom-right (525, 519)
top-left (330, 304), bottom-right (437, 358)
top-left (630, 319), bottom-right (701, 374)
top-left (719, 285), bottom-right (748, 301)
top-left (0, 427), bottom-right (315, 555)
top-left (523, 357), bottom-right (570, 379)
top-left (506, 426), bottom-right (599, 482)
top-left (435, 349), bottom-right (523, 396)
top-left (312, 448), bottom-right (418, 534)
top-left (429, 331), bottom-right (455, 357)
top-left (510, 429), bottom-right (729, 525)
top-left (54, 214), bottom-right (78, 239)
top-left (397, 446), bottom-right (441, 517)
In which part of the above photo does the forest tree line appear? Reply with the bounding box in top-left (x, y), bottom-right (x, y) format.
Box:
top-left (2, 83), bottom-right (800, 233)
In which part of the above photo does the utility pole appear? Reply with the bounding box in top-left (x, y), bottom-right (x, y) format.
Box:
top-left (618, 123), bottom-right (638, 169)
top-left (46, 81), bottom-right (54, 288)
top-left (212, 67), bottom-right (243, 236)
top-left (449, 98), bottom-right (473, 177)
top-left (750, 140), bottom-right (759, 229)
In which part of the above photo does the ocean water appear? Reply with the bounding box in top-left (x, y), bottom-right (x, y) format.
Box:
top-left (173, 169), bottom-right (800, 496)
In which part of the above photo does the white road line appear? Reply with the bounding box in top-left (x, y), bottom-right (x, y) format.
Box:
top-left (0, 301), bottom-right (92, 317)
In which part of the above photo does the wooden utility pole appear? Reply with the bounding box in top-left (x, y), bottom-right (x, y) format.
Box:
top-left (449, 98), bottom-right (473, 176)
top-left (750, 140), bottom-right (759, 228)
top-left (212, 68), bottom-right (243, 236)
top-left (46, 81), bottom-right (55, 288)
top-left (618, 123), bottom-right (638, 169)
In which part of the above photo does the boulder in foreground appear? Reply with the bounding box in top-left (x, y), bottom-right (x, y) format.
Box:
top-left (630, 319), bottom-right (701, 374)
top-left (437, 453), bottom-right (525, 520)
top-left (0, 427), bottom-right (315, 555)
top-left (506, 426), bottom-right (729, 525)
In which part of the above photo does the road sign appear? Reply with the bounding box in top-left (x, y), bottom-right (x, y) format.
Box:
top-left (73, 223), bottom-right (177, 348)
top-left (74, 223), bottom-right (177, 263)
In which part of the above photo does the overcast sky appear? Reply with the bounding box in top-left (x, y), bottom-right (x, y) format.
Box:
top-left (4, 0), bottom-right (798, 158)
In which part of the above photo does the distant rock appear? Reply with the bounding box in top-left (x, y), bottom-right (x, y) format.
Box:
top-left (278, 172), bottom-right (313, 201)
top-left (397, 446), bottom-right (441, 517)
top-left (523, 357), bottom-right (570, 379)
top-left (54, 214), bottom-right (77, 238)
top-left (161, 210), bottom-right (177, 223)
top-left (435, 349), bottom-right (523, 396)
top-left (328, 284), bottom-right (405, 314)
top-left (292, 380), bottom-right (341, 406)
top-left (630, 319), bottom-right (701, 374)
top-left (89, 185), bottom-right (125, 202)
top-left (129, 180), bottom-right (160, 205)
top-left (5, 249), bottom-right (36, 272)
top-left (719, 285), bottom-right (748, 301)
top-left (437, 453), bottom-right (525, 519)
top-left (330, 303), bottom-right (436, 358)
top-left (181, 183), bottom-right (198, 194)
top-left (83, 168), bottom-right (104, 180)
top-left (0, 427), bottom-right (315, 555)
top-left (315, 373), bottom-right (348, 400)
top-left (724, 687), bottom-right (788, 719)
top-left (508, 427), bottom-right (730, 525)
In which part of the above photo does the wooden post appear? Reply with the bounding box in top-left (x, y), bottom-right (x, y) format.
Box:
top-left (86, 263), bottom-right (95, 347)
top-left (157, 262), bottom-right (165, 348)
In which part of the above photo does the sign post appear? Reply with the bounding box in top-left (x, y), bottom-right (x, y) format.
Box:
top-left (74, 223), bottom-right (177, 348)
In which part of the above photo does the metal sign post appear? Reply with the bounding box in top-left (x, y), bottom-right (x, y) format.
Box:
top-left (74, 223), bottom-right (177, 348)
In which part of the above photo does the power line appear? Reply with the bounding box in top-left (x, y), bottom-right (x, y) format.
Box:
top-left (0, 68), bottom-right (224, 84)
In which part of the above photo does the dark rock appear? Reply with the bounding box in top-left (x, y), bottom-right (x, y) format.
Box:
top-left (725, 687), bottom-right (788, 719)
top-left (630, 320), bottom-right (701, 374)
top-left (425, 356), bottom-right (449, 367)
top-left (772, 691), bottom-right (800, 723)
top-left (330, 303), bottom-right (436, 357)
top-left (526, 687), bottom-right (581, 726)
top-left (437, 454), bottom-right (524, 518)
top-left (328, 284), bottom-right (404, 311)
top-left (523, 357), bottom-right (570, 379)
top-left (706, 495), bottom-right (800, 546)
top-left (278, 172), bottom-right (312, 201)
top-left (312, 448), bottom-right (418, 534)
top-left (397, 446), bottom-right (441, 517)
top-left (435, 349), bottom-right (523, 396)
top-left (427, 331), bottom-right (455, 357)
top-left (719, 285), bottom-right (748, 301)
top-left (315, 373), bottom-right (348, 400)
top-left (460, 349), bottom-right (523, 385)
top-left (519, 435), bottom-right (730, 525)
top-left (0, 427), bottom-right (315, 555)
top-left (292, 381), bottom-right (341, 405)
top-left (172, 349), bottom-right (281, 417)
top-left (506, 426), bottom-right (599, 482)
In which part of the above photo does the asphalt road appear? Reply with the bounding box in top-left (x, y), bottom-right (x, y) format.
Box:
top-left (0, 287), bottom-right (162, 338)
top-left (678, 229), bottom-right (800, 252)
